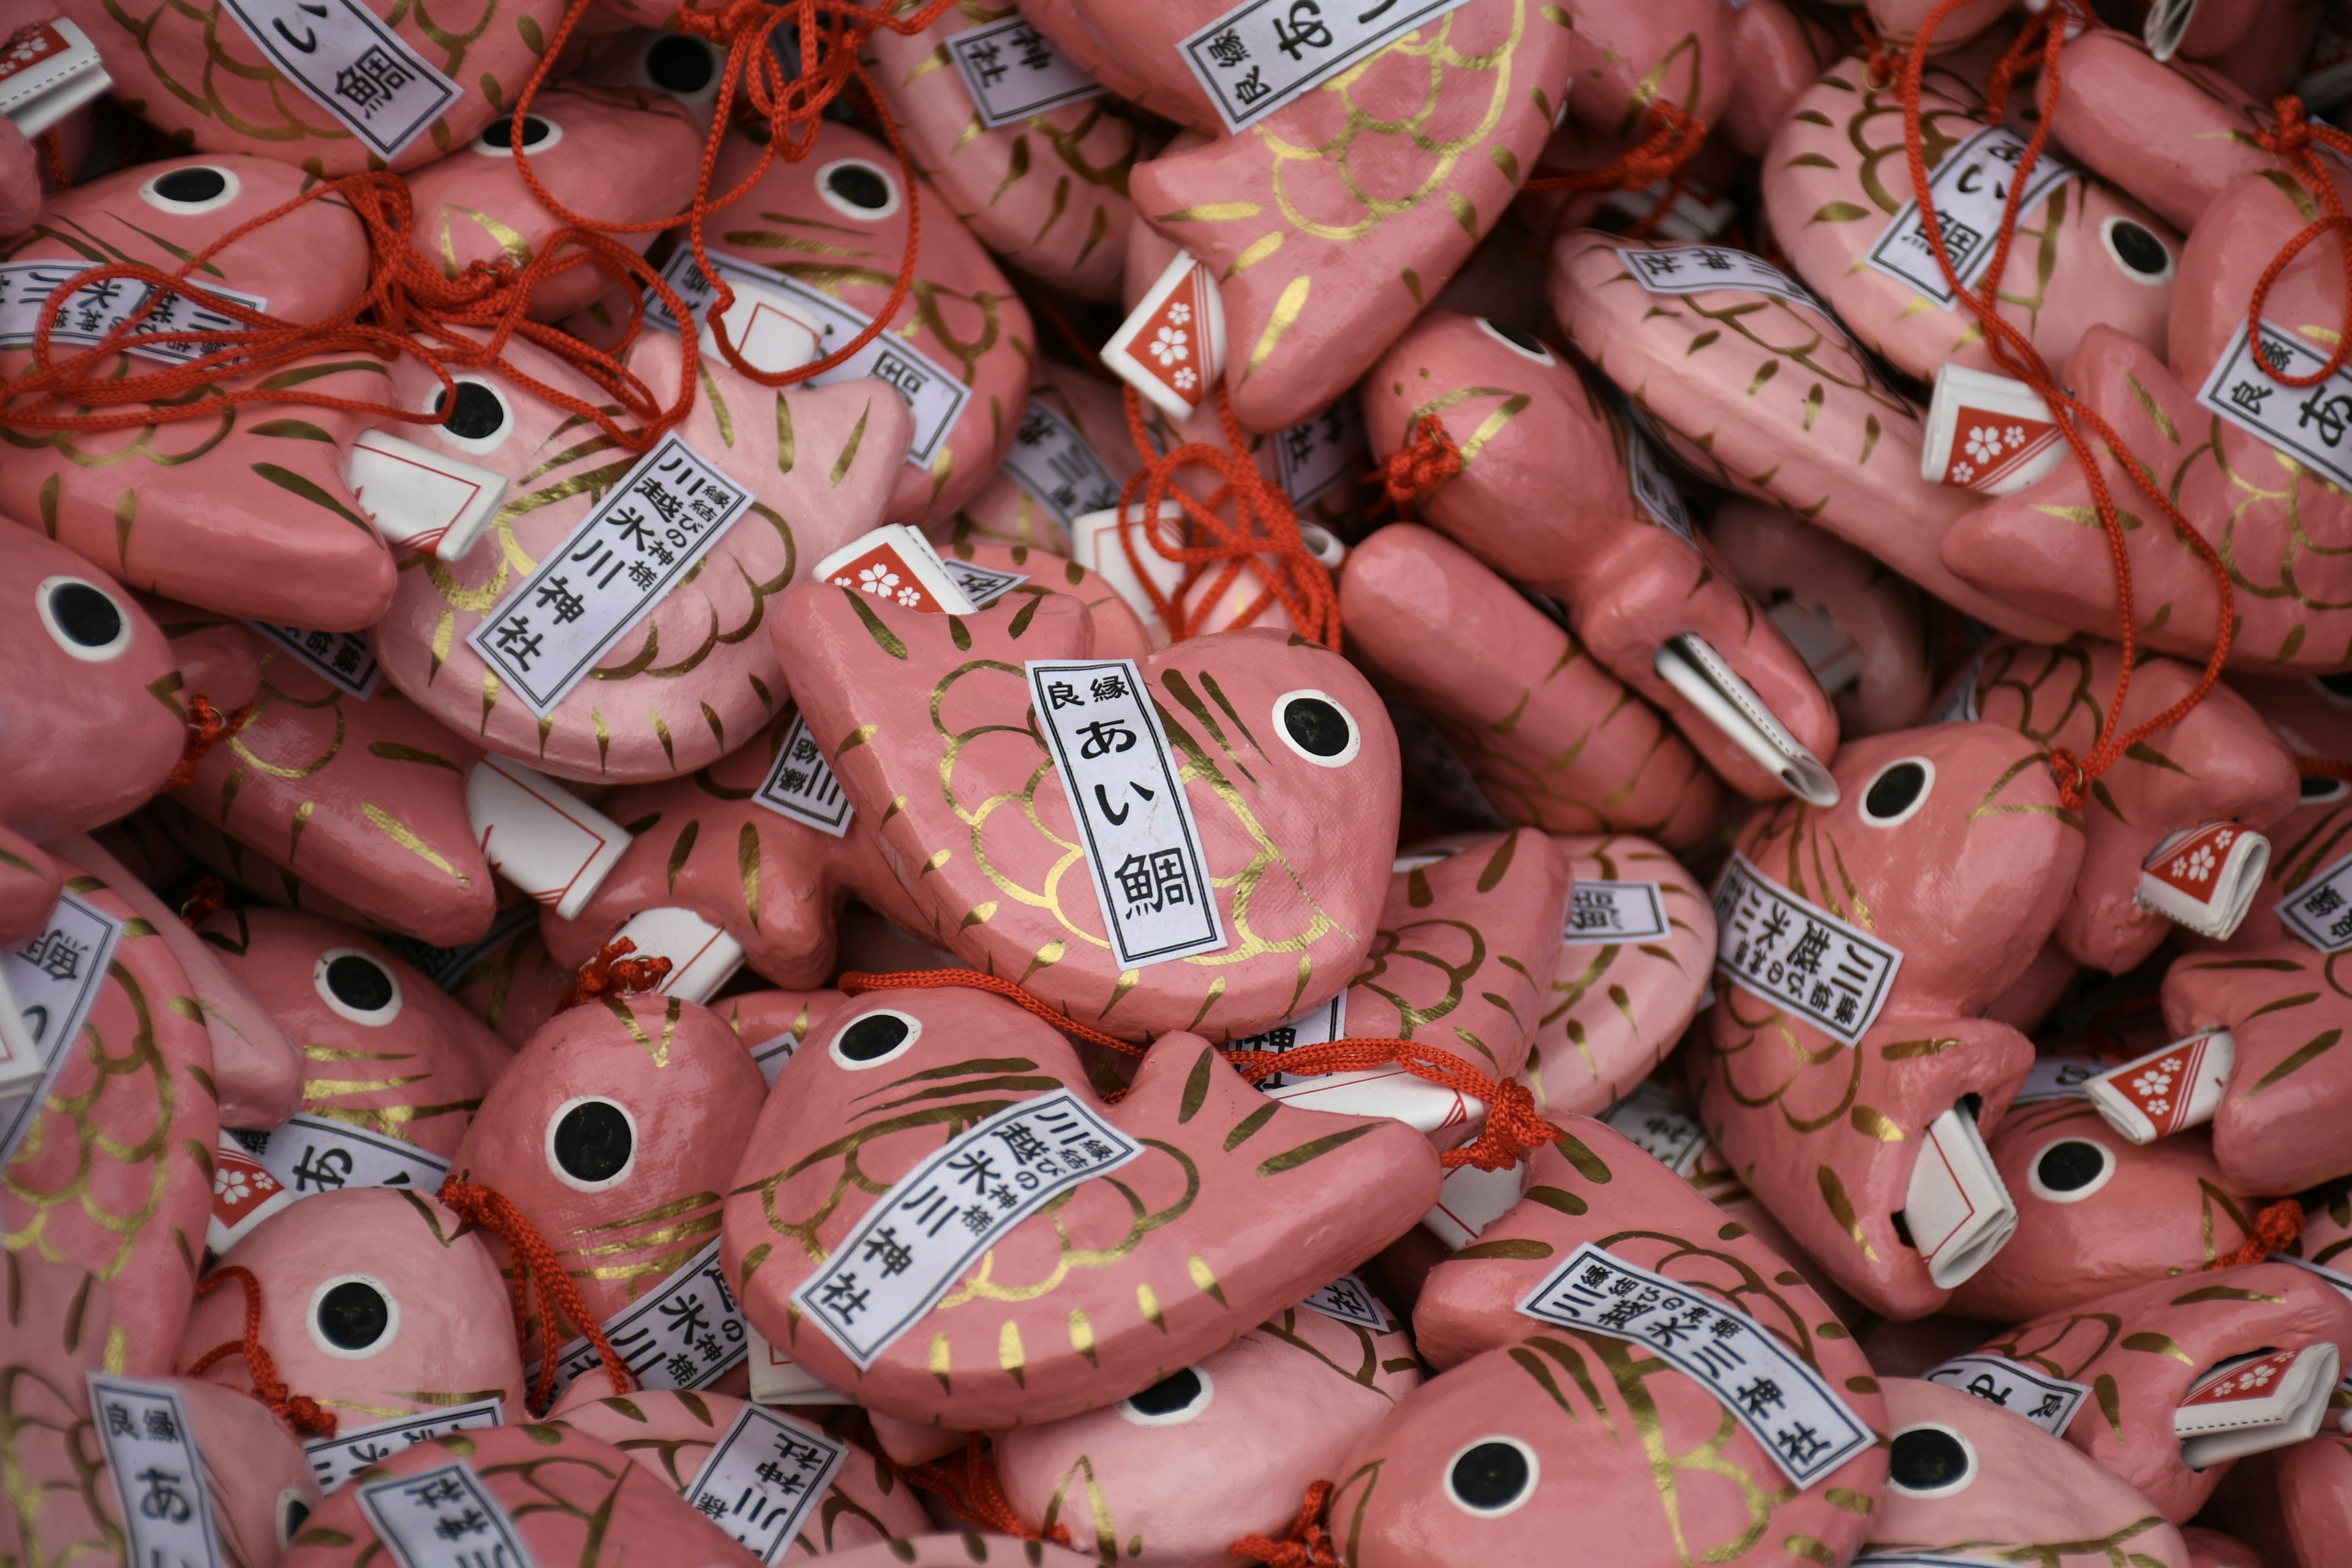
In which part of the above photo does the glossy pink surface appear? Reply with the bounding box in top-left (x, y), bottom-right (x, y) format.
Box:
top-left (2162, 941), bottom-right (2352, 1193)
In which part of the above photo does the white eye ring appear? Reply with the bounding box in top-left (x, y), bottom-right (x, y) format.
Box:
top-left (828, 1008), bottom-right (922, 1071)
top-left (813, 158), bottom-right (902, 221)
top-left (1887, 1422), bottom-right (1978, 1498)
top-left (313, 949), bottom-right (404, 1027)
top-left (1475, 316), bottom-right (1555, 365)
top-left (35, 576), bottom-right (132, 662)
top-left (1858, 756), bottom-right (1936, 829)
top-left (1442, 1435), bottom-right (1540, 1518)
top-left (306, 1273), bottom-right (401, 1360)
top-left (276, 1488), bottom-right (314, 1547)
top-left (2026, 1137), bottom-right (2117, 1204)
top-left (2100, 215), bottom-right (2174, 287)
top-left (545, 1095), bottom-right (639, 1193)
top-left (2304, 775), bottom-right (2351, 804)
top-left (1118, 1366), bottom-right (1213, 1426)
top-left (1272, 689), bottom-right (1362, 768)
top-left (138, 165), bottom-right (241, 216)
top-left (469, 115), bottom-right (563, 157)
top-left (419, 377), bottom-right (516, 456)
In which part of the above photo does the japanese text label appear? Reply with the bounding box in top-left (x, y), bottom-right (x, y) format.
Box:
top-left (214, 0), bottom-right (458, 159)
top-left (1616, 245), bottom-right (1831, 314)
top-left (1178, 0), bottom-right (1476, 134)
top-left (1274, 397), bottom-right (1367, 507)
top-left (1711, 852), bottom-right (1903, 1047)
top-left (1923, 1353), bottom-right (2088, 1438)
top-left (250, 622), bottom-right (383, 699)
top-left (232, 1113), bottom-right (451, 1200)
top-left (381, 902), bottom-right (540, 992)
top-left (529, 1239), bottom-right (747, 1403)
top-left (1600, 1080), bottom-right (1708, 1177)
top-left (0, 263), bottom-right (268, 365)
top-left (1299, 1272), bottom-right (1392, 1331)
top-left (1568, 880), bottom-right (1670, 943)
top-left (752, 711), bottom-right (853, 838)
top-left (998, 398), bottom-right (1121, 529)
top-left (89, 1374), bottom-right (221, 1568)
top-left (1864, 126), bottom-right (2078, 306)
top-left (947, 15), bottom-right (1102, 128)
top-left (0, 888), bottom-right (127, 1163)
top-left (679, 1405), bottom-right (848, 1561)
top-left (2198, 317), bottom-right (2352, 500)
top-left (357, 1461), bottom-right (534, 1568)
top-left (305, 1399), bottom-right (503, 1495)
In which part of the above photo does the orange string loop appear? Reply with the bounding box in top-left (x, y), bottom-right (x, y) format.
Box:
top-left (1114, 382), bottom-right (1343, 650)
top-left (176, 875), bottom-right (228, 929)
top-left (1898, 0), bottom-right (2233, 810)
top-left (2211, 1197), bottom-right (2305, 1269)
top-left (1231, 1481), bottom-right (1340, 1568)
top-left (164, 695), bottom-right (252, 791)
top-left (836, 968), bottom-right (1562, 1172)
top-left (558, 937), bottom-right (674, 1012)
top-left (895, 1436), bottom-right (1071, 1546)
top-left (185, 1265), bottom-right (339, 1436)
top-left (2294, 755), bottom-right (2352, 783)
top-left (1522, 102), bottom-right (1706, 241)
top-left (2245, 96), bottom-right (2352, 388)
top-left (1369, 415), bottom-right (1463, 519)
top-left (436, 1175), bottom-right (633, 1415)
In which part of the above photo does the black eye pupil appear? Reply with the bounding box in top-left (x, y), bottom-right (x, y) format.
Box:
top-left (1450, 1442), bottom-right (1531, 1509)
top-left (316, 1281), bottom-right (390, 1350)
top-left (1865, 761), bottom-right (1928, 820)
top-left (479, 116), bottom-right (551, 149)
top-left (2305, 774), bottom-right (2344, 799)
top-left (838, 1013), bottom-right (910, 1061)
top-left (1125, 1368), bottom-right (1204, 1416)
top-left (553, 1101), bottom-right (633, 1182)
top-left (283, 1499), bottom-right (311, 1536)
top-left (827, 165), bottom-right (891, 210)
top-left (48, 583), bottom-right (121, 647)
top-left (1484, 320), bottom-right (1547, 357)
top-left (2109, 221), bottom-right (2168, 276)
top-left (1890, 1428), bottom-right (1971, 1491)
top-left (155, 167), bottom-right (227, 203)
top-left (646, 36), bottom-right (714, 92)
top-left (434, 382), bottom-right (506, 440)
top-left (1283, 697), bottom-right (1352, 758)
top-left (325, 954), bottom-right (394, 1012)
top-left (2036, 1140), bottom-right (2106, 1192)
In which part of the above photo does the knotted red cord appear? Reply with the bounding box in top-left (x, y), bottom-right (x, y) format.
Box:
top-left (176, 875), bottom-right (228, 929)
top-left (185, 1265), bottom-right (339, 1436)
top-left (2244, 97), bottom-right (2352, 388)
top-left (895, 1436), bottom-right (1071, 1546)
top-left (1523, 102), bottom-right (1707, 241)
top-left (1231, 1481), bottom-right (1340, 1568)
top-left (436, 1175), bottom-right (633, 1414)
top-left (1899, 0), bottom-right (2233, 810)
top-left (837, 968), bottom-right (1561, 1172)
top-left (1368, 415), bottom-right (1463, 521)
top-left (557, 937), bottom-right (673, 1011)
top-left (164, 696), bottom-right (252, 791)
top-left (1115, 383), bottom-right (1343, 649)
top-left (2211, 1197), bottom-right (2304, 1269)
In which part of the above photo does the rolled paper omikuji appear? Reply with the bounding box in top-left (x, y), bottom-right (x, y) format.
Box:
top-left (1921, 363), bottom-right (2070, 497)
top-left (1653, 634), bottom-right (1839, 806)
top-left (345, 429), bottom-right (509, 563)
top-left (1101, 249), bottom-right (1224, 423)
top-left (2173, 1343), bottom-right (2342, 1466)
top-left (2086, 1029), bottom-right (2237, 1144)
top-left (2137, 820), bottom-right (2270, 938)
top-left (465, 755), bottom-right (634, 922)
top-left (812, 524), bottom-right (979, 616)
top-left (1902, 1104), bottom-right (2019, 1289)
top-left (606, 906), bottom-right (746, 1006)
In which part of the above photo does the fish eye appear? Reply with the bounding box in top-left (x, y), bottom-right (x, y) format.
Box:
top-left (1887, 1423), bottom-right (1977, 1497)
top-left (314, 949), bottom-right (402, 1027)
top-left (309, 1275), bottom-right (398, 1358)
top-left (643, 34), bottom-right (719, 98)
top-left (2101, 216), bottom-right (2174, 285)
top-left (426, 379), bottom-right (514, 453)
top-left (829, 1008), bottom-right (921, 1070)
top-left (1273, 689), bottom-right (1361, 767)
top-left (2027, 1137), bottom-right (2115, 1203)
top-left (546, 1096), bottom-right (637, 1191)
top-left (1859, 757), bottom-right (1935, 827)
top-left (277, 1490), bottom-right (312, 1546)
top-left (816, 159), bottom-right (901, 220)
top-left (472, 115), bottom-right (561, 154)
top-left (1119, 1366), bottom-right (1213, 1426)
top-left (141, 164), bottom-right (240, 214)
top-left (1444, 1436), bottom-right (1539, 1517)
top-left (2301, 774), bottom-right (2350, 804)
top-left (1476, 317), bottom-right (1555, 364)
top-left (36, 577), bottom-right (132, 662)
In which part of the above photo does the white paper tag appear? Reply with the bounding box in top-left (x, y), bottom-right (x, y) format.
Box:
top-left (946, 15), bottom-right (1102, 129)
top-left (89, 1374), bottom-right (222, 1568)
top-left (1600, 1080), bottom-right (1708, 1177)
top-left (1517, 1243), bottom-right (1873, 1487)
top-left (941, 557), bottom-right (1027, 609)
top-left (2011, 1054), bottom-right (2101, 1105)
top-left (1567, 881), bottom-right (1670, 943)
top-left (304, 1398), bottom-right (503, 1495)
top-left (231, 1113), bottom-right (451, 1199)
top-left (358, 1460), bottom-right (535, 1568)
top-left (748, 1029), bottom-right (799, 1088)
top-left (467, 435), bottom-right (752, 717)
top-left (1298, 1272), bottom-right (1391, 1332)
top-left (1905, 1105), bottom-right (2018, 1288)
top-left (1616, 245), bottom-right (1830, 314)
top-left (380, 901), bottom-right (541, 992)
top-left (1422, 1157), bottom-right (1525, 1248)
top-left (0, 20), bottom-right (110, 138)
top-left (250, 622), bottom-right (383, 699)
top-left (1923, 1352), bottom-right (2089, 1437)
top-left (1711, 853), bottom-right (1902, 1047)
top-left (214, 0), bottom-right (459, 159)
top-left (1274, 398), bottom-right (1366, 507)
top-left (1865, 126), bottom-right (2078, 306)
top-left (0, 263), bottom-right (268, 366)
top-left (793, 1090), bottom-right (1142, 1368)
top-left (650, 249), bottom-right (970, 468)
top-left (678, 1405), bottom-right (848, 1562)
top-left (529, 1238), bottom-right (747, 1404)
top-left (2277, 843), bottom-right (2352, 954)
top-left (1028, 659), bottom-right (1227, 969)
top-left (1226, 992), bottom-right (1346, 1090)
top-left (999, 398), bottom-right (1123, 529)
top-left (345, 429), bottom-right (510, 563)
top-left (752, 712), bottom-right (853, 839)
top-left (1178, 0), bottom-right (1477, 134)
top-left (0, 888), bottom-right (127, 1163)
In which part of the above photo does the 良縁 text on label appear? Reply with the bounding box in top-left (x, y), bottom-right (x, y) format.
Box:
top-left (2199, 318), bottom-right (2352, 500)
top-left (89, 1375), bottom-right (223, 1568)
top-left (1177, 0), bottom-right (1477, 134)
top-left (793, 1090), bottom-right (1142, 1367)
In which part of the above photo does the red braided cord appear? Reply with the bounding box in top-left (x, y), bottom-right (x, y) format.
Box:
top-left (163, 695), bottom-right (251, 792)
top-left (894, 1436), bottom-right (1072, 1546)
top-left (1523, 102), bottom-right (1707, 242)
top-left (1231, 1481), bottom-right (1340, 1568)
top-left (1898, 0), bottom-right (2233, 809)
top-left (185, 1265), bottom-right (339, 1436)
top-left (2244, 97), bottom-right (2352, 388)
top-left (836, 968), bottom-right (1560, 1172)
top-left (557, 937), bottom-right (674, 1011)
top-left (1114, 383), bottom-right (1343, 649)
top-left (436, 1175), bottom-right (634, 1414)
top-left (2211, 1197), bottom-right (2304, 1269)
top-left (1368, 415), bottom-right (1464, 520)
